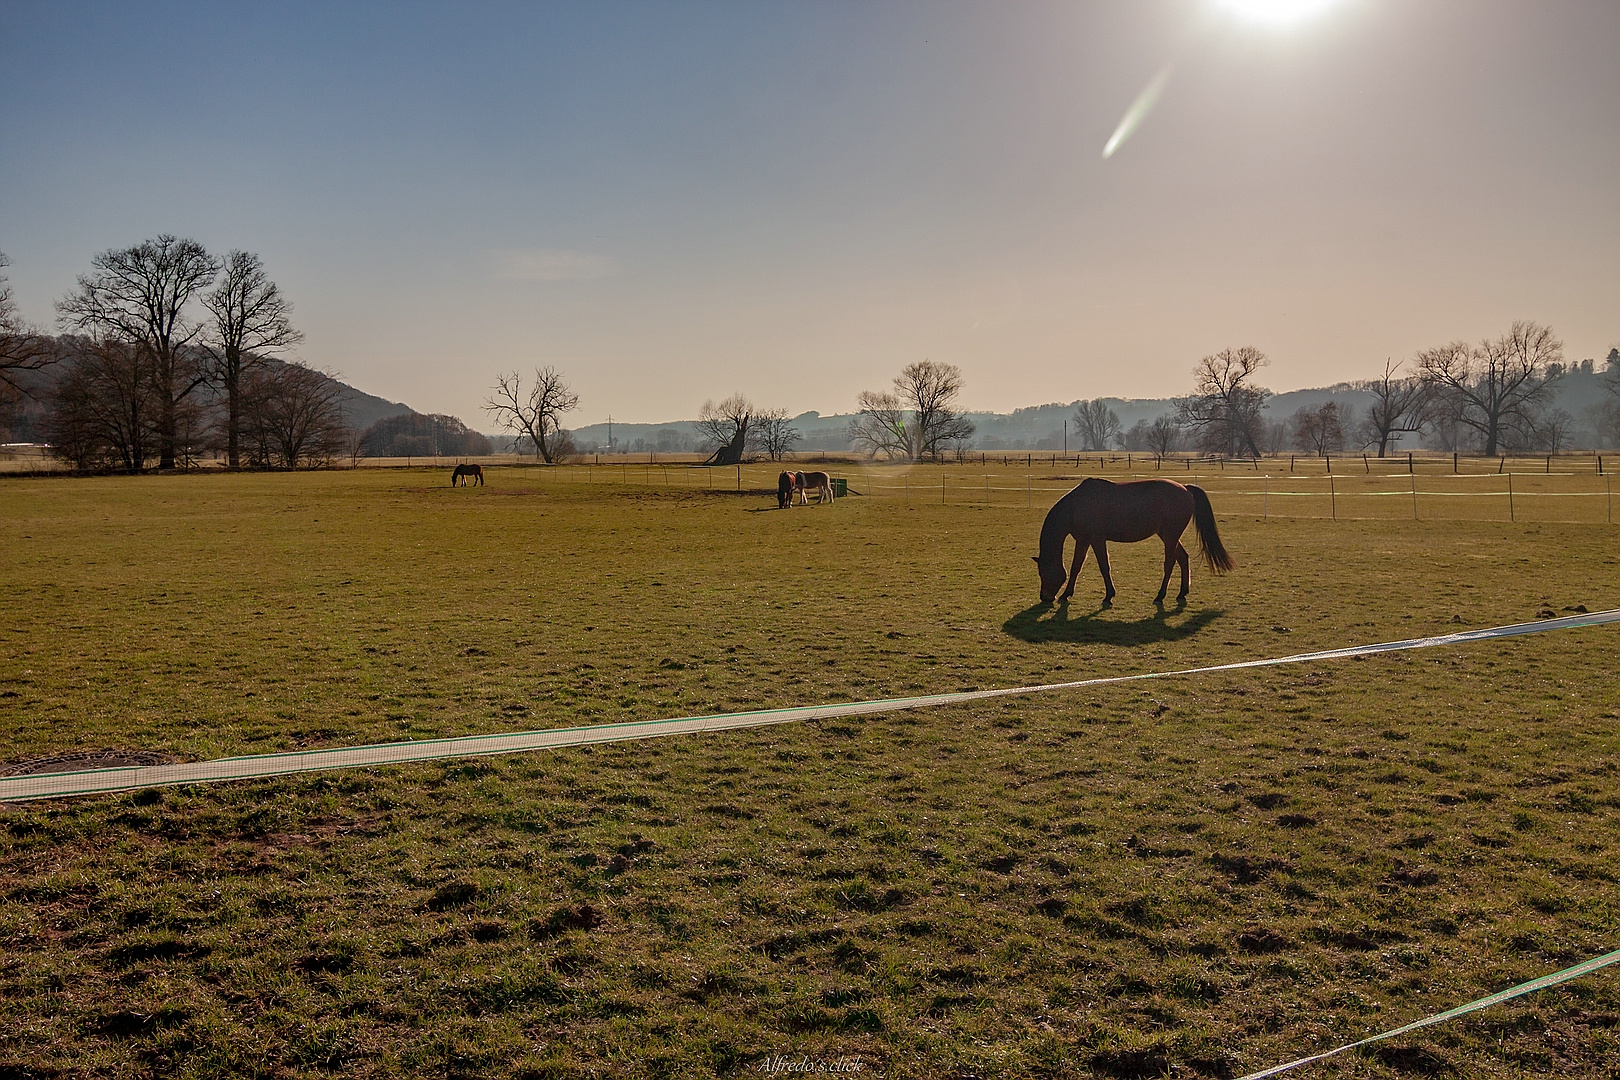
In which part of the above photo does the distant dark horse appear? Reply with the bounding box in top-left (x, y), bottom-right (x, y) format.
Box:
top-left (1034, 478), bottom-right (1232, 606)
top-left (451, 464), bottom-right (484, 487)
top-left (778, 471), bottom-right (795, 509)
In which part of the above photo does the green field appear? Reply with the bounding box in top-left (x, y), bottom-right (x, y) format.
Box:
top-left (3, 467), bottom-right (1618, 1078)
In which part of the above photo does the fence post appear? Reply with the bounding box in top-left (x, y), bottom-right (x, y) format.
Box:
top-left (1454, 452), bottom-right (1458, 474)
top-left (1408, 451), bottom-right (1413, 475)
top-left (1508, 472), bottom-right (1514, 522)
top-left (1026, 475), bottom-right (1031, 508)
top-left (942, 471), bottom-right (946, 504)
top-left (985, 475), bottom-right (990, 504)
top-left (1329, 473), bottom-right (1336, 521)
top-left (1411, 472), bottom-right (1418, 520)
top-left (1263, 474), bottom-right (1268, 521)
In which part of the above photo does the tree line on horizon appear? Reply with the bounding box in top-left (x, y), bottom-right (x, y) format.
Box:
top-left (8, 243), bottom-right (1614, 470)
top-left (1068, 326), bottom-right (1619, 460)
top-left (0, 238), bottom-right (356, 471)
top-left (0, 240), bottom-right (507, 471)
top-left (664, 327), bottom-right (1616, 465)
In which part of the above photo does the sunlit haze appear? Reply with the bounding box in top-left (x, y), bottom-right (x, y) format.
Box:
top-left (1217, 0), bottom-right (1342, 26)
top-left (1, 1), bottom-right (1615, 426)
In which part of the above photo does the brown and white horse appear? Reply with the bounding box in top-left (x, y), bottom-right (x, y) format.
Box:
top-left (793, 470), bottom-right (834, 505)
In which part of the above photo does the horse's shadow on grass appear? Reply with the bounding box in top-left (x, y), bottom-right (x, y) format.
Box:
top-left (1002, 602), bottom-right (1225, 645)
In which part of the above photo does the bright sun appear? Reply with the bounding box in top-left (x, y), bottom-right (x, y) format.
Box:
top-left (1217, 0), bottom-right (1339, 24)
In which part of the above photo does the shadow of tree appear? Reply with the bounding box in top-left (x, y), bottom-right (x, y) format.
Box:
top-left (1001, 603), bottom-right (1225, 645)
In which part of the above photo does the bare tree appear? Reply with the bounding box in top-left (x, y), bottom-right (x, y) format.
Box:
top-left (1417, 322), bottom-right (1563, 457)
top-left (0, 250), bottom-right (61, 407)
top-left (1260, 418), bottom-right (1289, 456)
top-left (696, 393), bottom-right (752, 465)
top-left (1590, 353), bottom-right (1620, 448)
top-left (204, 250), bottom-right (303, 469)
top-left (847, 390), bottom-right (909, 459)
top-left (849, 360), bottom-right (974, 462)
top-left (1533, 408), bottom-right (1575, 452)
top-left (1072, 399), bottom-right (1121, 451)
top-left (1125, 414), bottom-right (1184, 458)
top-left (749, 407), bottom-right (800, 460)
top-left (1145, 414), bottom-right (1184, 458)
top-left (1290, 401), bottom-right (1345, 455)
top-left (56, 236), bottom-right (219, 469)
top-left (1175, 347), bottom-right (1270, 458)
top-left (241, 362), bottom-right (348, 468)
top-left (45, 338), bottom-right (157, 472)
top-left (1354, 359), bottom-right (1428, 457)
top-left (485, 367), bottom-right (580, 463)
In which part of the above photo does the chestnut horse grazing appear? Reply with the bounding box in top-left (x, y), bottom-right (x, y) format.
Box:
top-left (778, 471), bottom-right (795, 509)
top-left (451, 464), bottom-right (484, 487)
top-left (1033, 478), bottom-right (1232, 606)
top-left (793, 471), bottom-right (834, 505)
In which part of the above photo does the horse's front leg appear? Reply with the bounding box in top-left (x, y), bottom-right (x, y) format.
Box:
top-left (1062, 537), bottom-right (1087, 601)
top-left (1094, 541), bottom-right (1115, 607)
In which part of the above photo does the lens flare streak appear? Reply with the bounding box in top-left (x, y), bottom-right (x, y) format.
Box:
top-left (1102, 63), bottom-right (1174, 160)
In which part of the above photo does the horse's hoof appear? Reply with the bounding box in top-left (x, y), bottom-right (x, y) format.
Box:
top-left (1101, 598), bottom-right (1113, 608)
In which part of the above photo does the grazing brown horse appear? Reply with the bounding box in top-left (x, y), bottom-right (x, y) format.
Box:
top-left (778, 471), bottom-right (795, 509)
top-left (451, 464), bottom-right (484, 487)
top-left (1033, 478), bottom-right (1232, 606)
top-left (793, 470), bottom-right (834, 505)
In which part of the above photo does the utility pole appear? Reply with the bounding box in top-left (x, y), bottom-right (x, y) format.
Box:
top-left (606, 414), bottom-right (614, 454)
top-left (1063, 420), bottom-right (1068, 454)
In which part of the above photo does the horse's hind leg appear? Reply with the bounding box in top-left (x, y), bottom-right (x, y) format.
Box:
top-left (1176, 542), bottom-right (1190, 600)
top-left (1155, 538), bottom-right (1175, 605)
top-left (1093, 541), bottom-right (1116, 607)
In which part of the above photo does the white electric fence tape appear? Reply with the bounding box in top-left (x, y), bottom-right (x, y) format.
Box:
top-left (1236, 947), bottom-right (1620, 1080)
top-left (2, 608), bottom-right (1615, 804)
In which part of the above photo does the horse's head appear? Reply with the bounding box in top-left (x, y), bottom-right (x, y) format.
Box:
top-left (1033, 555), bottom-right (1065, 604)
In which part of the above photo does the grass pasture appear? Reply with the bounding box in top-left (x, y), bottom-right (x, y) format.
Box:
top-left (2, 465), bottom-right (1619, 1079)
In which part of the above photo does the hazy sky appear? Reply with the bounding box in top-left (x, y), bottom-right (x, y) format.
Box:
top-left (2, 1), bottom-right (1615, 425)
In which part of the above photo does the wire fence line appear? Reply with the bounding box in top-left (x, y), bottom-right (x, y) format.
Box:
top-left (507, 460), bottom-right (1616, 525)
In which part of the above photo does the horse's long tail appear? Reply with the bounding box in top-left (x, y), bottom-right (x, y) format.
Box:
top-left (1188, 485), bottom-right (1234, 574)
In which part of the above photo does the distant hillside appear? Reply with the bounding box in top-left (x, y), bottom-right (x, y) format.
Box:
top-left (0, 338), bottom-right (416, 444)
top-left (331, 376), bottom-right (413, 432)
